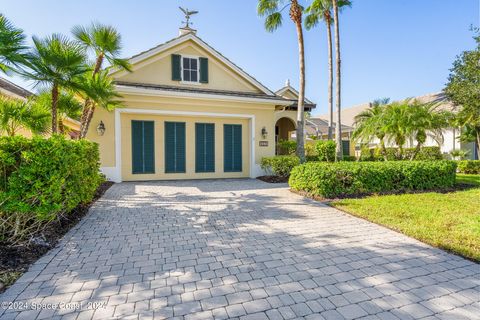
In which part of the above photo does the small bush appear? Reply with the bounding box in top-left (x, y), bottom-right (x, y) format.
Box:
top-left (457, 160), bottom-right (480, 174)
top-left (0, 135), bottom-right (103, 244)
top-left (315, 140), bottom-right (336, 162)
top-left (342, 155), bottom-right (357, 162)
top-left (261, 156), bottom-right (300, 178)
top-left (305, 143), bottom-right (318, 157)
top-left (277, 139), bottom-right (296, 155)
top-left (289, 161), bottom-right (457, 198)
top-left (405, 146), bottom-right (443, 160)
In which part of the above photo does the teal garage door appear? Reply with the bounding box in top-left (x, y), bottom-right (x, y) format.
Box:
top-left (131, 120), bottom-right (155, 174)
top-left (224, 124), bottom-right (242, 172)
top-left (196, 123), bottom-right (215, 173)
top-left (165, 122), bottom-right (186, 173)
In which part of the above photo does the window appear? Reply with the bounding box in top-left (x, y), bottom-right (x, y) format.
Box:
top-left (182, 57), bottom-right (199, 82)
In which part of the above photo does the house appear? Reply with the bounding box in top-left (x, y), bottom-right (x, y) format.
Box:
top-left (315, 92), bottom-right (478, 159)
top-left (0, 76), bottom-right (81, 138)
top-left (86, 26), bottom-right (314, 182)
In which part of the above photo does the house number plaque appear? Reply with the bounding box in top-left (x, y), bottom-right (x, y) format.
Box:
top-left (259, 141), bottom-right (268, 147)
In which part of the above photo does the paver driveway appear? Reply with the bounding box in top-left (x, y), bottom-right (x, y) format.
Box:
top-left (1, 179), bottom-right (479, 320)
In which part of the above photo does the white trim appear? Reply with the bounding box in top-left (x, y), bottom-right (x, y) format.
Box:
top-left (111, 108), bottom-right (257, 182)
top-left (275, 85), bottom-right (314, 105)
top-left (180, 54), bottom-right (200, 84)
top-left (116, 85), bottom-right (291, 105)
top-left (111, 33), bottom-right (275, 96)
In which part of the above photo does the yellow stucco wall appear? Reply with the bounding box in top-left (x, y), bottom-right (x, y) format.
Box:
top-left (86, 94), bottom-right (277, 180)
top-left (115, 40), bottom-right (262, 94)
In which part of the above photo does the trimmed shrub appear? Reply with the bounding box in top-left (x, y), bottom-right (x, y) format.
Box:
top-left (261, 155), bottom-right (300, 178)
top-left (305, 143), bottom-right (318, 157)
top-left (457, 160), bottom-right (480, 174)
top-left (289, 161), bottom-right (457, 198)
top-left (342, 155), bottom-right (357, 161)
top-left (405, 146), bottom-right (443, 161)
top-left (315, 140), bottom-right (336, 162)
top-left (0, 135), bottom-right (103, 243)
top-left (277, 139), bottom-right (296, 155)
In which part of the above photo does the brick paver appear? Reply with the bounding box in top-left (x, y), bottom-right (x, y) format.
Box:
top-left (1, 179), bottom-right (479, 319)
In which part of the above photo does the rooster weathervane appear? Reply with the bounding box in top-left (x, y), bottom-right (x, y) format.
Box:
top-left (179, 7), bottom-right (198, 28)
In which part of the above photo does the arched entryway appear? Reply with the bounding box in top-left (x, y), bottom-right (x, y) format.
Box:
top-left (275, 117), bottom-right (296, 155)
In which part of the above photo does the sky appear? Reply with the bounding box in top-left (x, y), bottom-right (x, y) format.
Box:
top-left (1, 0), bottom-right (479, 116)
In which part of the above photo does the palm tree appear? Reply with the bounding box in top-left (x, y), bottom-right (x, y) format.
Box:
top-left (258, 0), bottom-right (307, 163)
top-left (383, 101), bottom-right (411, 158)
top-left (0, 96), bottom-right (49, 136)
top-left (23, 34), bottom-right (87, 133)
top-left (72, 23), bottom-right (130, 138)
top-left (75, 70), bottom-right (122, 135)
top-left (35, 90), bottom-right (83, 134)
top-left (352, 98), bottom-right (389, 160)
top-left (331, 0), bottom-right (344, 161)
top-left (305, 0), bottom-right (351, 141)
top-left (0, 14), bottom-right (28, 74)
top-left (404, 100), bottom-right (452, 160)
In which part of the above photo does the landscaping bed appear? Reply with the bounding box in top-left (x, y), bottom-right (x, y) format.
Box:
top-left (0, 181), bottom-right (113, 293)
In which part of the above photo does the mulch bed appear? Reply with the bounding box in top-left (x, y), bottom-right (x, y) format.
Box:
top-left (257, 175), bottom-right (289, 183)
top-left (0, 181), bottom-right (113, 293)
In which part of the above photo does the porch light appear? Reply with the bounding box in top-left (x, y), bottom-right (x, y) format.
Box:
top-left (261, 127), bottom-right (268, 139)
top-left (96, 121), bottom-right (106, 136)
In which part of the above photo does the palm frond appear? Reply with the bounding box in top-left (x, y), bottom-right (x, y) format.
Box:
top-left (0, 14), bottom-right (29, 73)
top-left (258, 0), bottom-right (281, 16)
top-left (265, 12), bottom-right (283, 32)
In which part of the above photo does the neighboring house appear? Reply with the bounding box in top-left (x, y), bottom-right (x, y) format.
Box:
top-left (87, 27), bottom-right (314, 182)
top-left (0, 76), bottom-right (81, 138)
top-left (315, 92), bottom-right (478, 159)
top-left (304, 117), bottom-right (355, 156)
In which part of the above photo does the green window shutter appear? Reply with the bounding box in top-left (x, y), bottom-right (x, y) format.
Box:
top-left (132, 120), bottom-right (155, 174)
top-left (342, 140), bottom-right (350, 156)
top-left (199, 57), bottom-right (209, 83)
top-left (224, 124), bottom-right (242, 172)
top-left (172, 54), bottom-right (181, 81)
top-left (196, 123), bottom-right (215, 173)
top-left (165, 122), bottom-right (186, 173)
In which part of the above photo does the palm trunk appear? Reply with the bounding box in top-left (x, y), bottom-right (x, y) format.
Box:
top-left (476, 129), bottom-right (480, 159)
top-left (291, 0), bottom-right (306, 163)
top-left (411, 142), bottom-right (422, 161)
top-left (83, 105), bottom-right (96, 138)
top-left (379, 138), bottom-right (387, 161)
top-left (58, 118), bottom-right (65, 135)
top-left (326, 14), bottom-right (334, 141)
top-left (51, 84), bottom-right (59, 134)
top-left (79, 54), bottom-right (104, 139)
top-left (332, 0), bottom-right (343, 161)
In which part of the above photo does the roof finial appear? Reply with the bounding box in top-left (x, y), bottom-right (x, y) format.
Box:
top-left (285, 79), bottom-right (290, 86)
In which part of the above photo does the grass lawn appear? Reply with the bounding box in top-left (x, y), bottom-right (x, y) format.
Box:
top-left (331, 174), bottom-right (480, 261)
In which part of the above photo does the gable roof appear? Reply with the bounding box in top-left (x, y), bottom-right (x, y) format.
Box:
top-left (113, 32), bottom-right (276, 96)
top-left (0, 77), bottom-right (33, 99)
top-left (275, 83), bottom-right (314, 105)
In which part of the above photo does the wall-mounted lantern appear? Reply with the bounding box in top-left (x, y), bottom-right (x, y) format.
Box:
top-left (96, 121), bottom-right (106, 136)
top-left (261, 127), bottom-right (268, 139)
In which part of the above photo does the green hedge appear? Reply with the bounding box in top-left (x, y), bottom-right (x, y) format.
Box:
top-left (315, 140), bottom-right (336, 162)
top-left (457, 160), bottom-right (480, 174)
top-left (360, 146), bottom-right (443, 161)
top-left (289, 161), bottom-right (457, 198)
top-left (261, 156), bottom-right (300, 178)
top-left (0, 135), bottom-right (103, 243)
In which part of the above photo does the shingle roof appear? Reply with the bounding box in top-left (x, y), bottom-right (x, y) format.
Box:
top-left (115, 81), bottom-right (287, 101)
top-left (0, 77), bottom-right (33, 99)
top-left (316, 92), bottom-right (458, 128)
